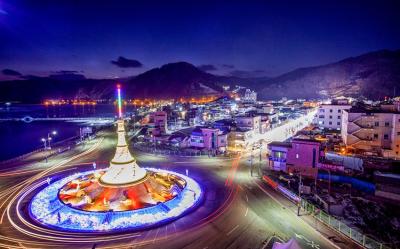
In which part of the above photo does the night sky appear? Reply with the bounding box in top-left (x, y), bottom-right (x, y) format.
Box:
top-left (0, 0), bottom-right (399, 80)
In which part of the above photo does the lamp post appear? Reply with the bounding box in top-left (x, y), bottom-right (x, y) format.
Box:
top-left (292, 170), bottom-right (303, 216)
top-left (298, 173), bottom-right (302, 216)
top-left (47, 130), bottom-right (57, 149)
top-left (41, 138), bottom-right (49, 163)
top-left (41, 138), bottom-right (47, 150)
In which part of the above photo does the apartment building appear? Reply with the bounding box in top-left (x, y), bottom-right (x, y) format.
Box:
top-left (147, 111), bottom-right (168, 136)
top-left (314, 99), bottom-right (351, 130)
top-left (341, 104), bottom-right (400, 158)
top-left (190, 127), bottom-right (227, 152)
top-left (235, 114), bottom-right (261, 134)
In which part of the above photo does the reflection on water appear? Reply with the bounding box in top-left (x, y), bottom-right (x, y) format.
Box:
top-left (0, 104), bottom-right (130, 119)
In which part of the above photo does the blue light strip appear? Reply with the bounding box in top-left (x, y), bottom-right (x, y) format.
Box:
top-left (29, 168), bottom-right (203, 232)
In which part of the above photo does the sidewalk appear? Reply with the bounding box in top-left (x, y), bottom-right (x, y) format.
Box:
top-left (254, 178), bottom-right (363, 249)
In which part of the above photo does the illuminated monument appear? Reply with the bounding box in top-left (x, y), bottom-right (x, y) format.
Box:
top-left (28, 85), bottom-right (203, 231)
top-left (99, 119), bottom-right (147, 186)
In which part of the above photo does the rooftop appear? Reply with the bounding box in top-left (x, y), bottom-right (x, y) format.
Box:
top-left (346, 103), bottom-right (400, 114)
top-left (268, 141), bottom-right (292, 148)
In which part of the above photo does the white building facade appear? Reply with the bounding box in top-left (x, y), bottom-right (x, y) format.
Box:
top-left (342, 106), bottom-right (400, 159)
top-left (314, 104), bottom-right (351, 130)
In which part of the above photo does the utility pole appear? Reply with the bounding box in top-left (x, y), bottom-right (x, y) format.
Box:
top-left (297, 172), bottom-right (302, 216)
top-left (315, 169), bottom-right (318, 194)
top-left (258, 141), bottom-right (262, 177)
top-left (328, 169), bottom-right (331, 196)
top-left (250, 148), bottom-right (254, 176)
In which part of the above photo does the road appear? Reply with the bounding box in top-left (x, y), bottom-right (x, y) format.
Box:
top-left (0, 129), bottom-right (360, 249)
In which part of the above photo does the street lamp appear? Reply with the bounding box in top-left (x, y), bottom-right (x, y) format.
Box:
top-left (41, 138), bottom-right (47, 150)
top-left (47, 130), bottom-right (57, 149)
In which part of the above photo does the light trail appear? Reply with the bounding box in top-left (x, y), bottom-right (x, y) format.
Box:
top-left (225, 155), bottom-right (241, 187)
top-left (0, 134), bottom-right (238, 248)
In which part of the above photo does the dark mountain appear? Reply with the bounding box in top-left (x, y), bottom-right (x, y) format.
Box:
top-left (0, 62), bottom-right (242, 103)
top-left (0, 50), bottom-right (399, 103)
top-left (255, 49), bottom-right (400, 100)
top-left (0, 76), bottom-right (116, 103)
top-left (125, 62), bottom-right (225, 98)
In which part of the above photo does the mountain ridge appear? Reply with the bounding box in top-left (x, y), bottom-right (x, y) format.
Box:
top-left (0, 49), bottom-right (399, 103)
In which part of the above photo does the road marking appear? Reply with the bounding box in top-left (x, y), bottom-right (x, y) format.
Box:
top-left (245, 207), bottom-right (249, 217)
top-left (226, 225), bottom-right (239, 236)
top-left (152, 228), bottom-right (160, 244)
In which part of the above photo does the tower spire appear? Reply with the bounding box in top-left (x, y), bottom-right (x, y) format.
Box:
top-left (99, 86), bottom-right (147, 186)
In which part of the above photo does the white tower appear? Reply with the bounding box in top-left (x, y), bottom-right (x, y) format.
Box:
top-left (100, 120), bottom-right (147, 186)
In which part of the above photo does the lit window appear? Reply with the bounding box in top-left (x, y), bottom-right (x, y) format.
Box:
top-left (296, 153), bottom-right (299, 159)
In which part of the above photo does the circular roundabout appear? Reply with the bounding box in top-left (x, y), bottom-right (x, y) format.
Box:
top-left (25, 120), bottom-right (203, 233)
top-left (0, 119), bottom-right (237, 248)
top-left (28, 167), bottom-right (202, 232)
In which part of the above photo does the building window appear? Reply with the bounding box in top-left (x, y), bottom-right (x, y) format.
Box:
top-left (296, 153), bottom-right (299, 159)
top-left (329, 109), bottom-right (333, 113)
top-left (320, 109), bottom-right (325, 113)
top-left (385, 122), bottom-right (390, 127)
top-left (329, 121), bottom-right (332, 125)
top-left (398, 132), bottom-right (400, 136)
top-left (337, 116), bottom-right (341, 119)
top-left (338, 110), bottom-right (341, 113)
top-left (319, 115), bottom-right (325, 118)
top-left (374, 134), bottom-right (378, 139)
top-left (337, 122), bottom-right (340, 125)
top-left (384, 134), bottom-right (389, 140)
top-left (329, 115), bottom-right (332, 119)
top-left (375, 122), bottom-right (379, 127)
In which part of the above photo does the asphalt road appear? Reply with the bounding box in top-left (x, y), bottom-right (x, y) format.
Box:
top-left (0, 130), bottom-right (360, 249)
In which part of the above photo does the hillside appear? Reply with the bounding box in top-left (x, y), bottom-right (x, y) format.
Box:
top-left (0, 50), bottom-right (399, 103)
top-left (256, 49), bottom-right (400, 100)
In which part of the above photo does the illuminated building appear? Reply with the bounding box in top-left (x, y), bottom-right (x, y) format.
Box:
top-left (342, 103), bottom-right (400, 159)
top-left (242, 89), bottom-right (257, 103)
top-left (313, 99), bottom-right (351, 130)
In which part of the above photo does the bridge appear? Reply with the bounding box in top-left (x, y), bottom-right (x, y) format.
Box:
top-left (0, 116), bottom-right (116, 123)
